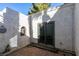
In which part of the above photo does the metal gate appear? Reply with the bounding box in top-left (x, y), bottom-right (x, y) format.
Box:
top-left (38, 21), bottom-right (55, 47)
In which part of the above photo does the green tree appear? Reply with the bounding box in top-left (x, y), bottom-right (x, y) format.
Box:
top-left (28, 3), bottom-right (51, 15)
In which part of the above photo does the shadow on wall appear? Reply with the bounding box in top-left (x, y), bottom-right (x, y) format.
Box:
top-left (2, 8), bottom-right (20, 53)
top-left (28, 15), bottom-right (33, 43)
top-left (18, 26), bottom-right (30, 48)
top-left (48, 4), bottom-right (74, 51)
top-left (29, 9), bottom-right (52, 44)
top-left (42, 10), bottom-right (51, 22)
top-left (0, 22), bottom-right (7, 53)
top-left (1, 8), bottom-right (31, 54)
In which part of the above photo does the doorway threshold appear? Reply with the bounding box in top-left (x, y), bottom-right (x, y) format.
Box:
top-left (30, 43), bottom-right (58, 53)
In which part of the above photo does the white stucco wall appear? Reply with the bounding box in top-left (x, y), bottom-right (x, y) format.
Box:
top-left (74, 4), bottom-right (79, 56)
top-left (31, 12), bottom-right (43, 43)
top-left (4, 8), bottom-right (30, 49)
top-left (19, 13), bottom-right (30, 37)
top-left (51, 4), bottom-right (74, 51)
top-left (3, 8), bottom-right (19, 48)
top-left (0, 11), bottom-right (4, 24)
top-left (0, 12), bottom-right (6, 53)
top-left (0, 4), bottom-right (77, 54)
top-left (32, 13), bottom-right (42, 38)
top-left (31, 7), bottom-right (60, 42)
top-left (31, 4), bottom-right (74, 51)
top-left (0, 8), bottom-right (19, 53)
top-left (0, 7), bottom-right (30, 53)
top-left (18, 13), bottom-right (30, 47)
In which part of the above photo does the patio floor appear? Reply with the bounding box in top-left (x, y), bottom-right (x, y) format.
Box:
top-left (7, 46), bottom-right (64, 56)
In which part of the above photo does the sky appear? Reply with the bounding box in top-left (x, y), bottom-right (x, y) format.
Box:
top-left (0, 3), bottom-right (63, 15)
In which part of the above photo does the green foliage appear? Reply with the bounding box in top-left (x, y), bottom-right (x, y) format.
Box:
top-left (28, 3), bottom-right (51, 15)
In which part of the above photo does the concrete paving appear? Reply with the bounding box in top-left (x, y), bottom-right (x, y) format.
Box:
top-left (7, 46), bottom-right (64, 56)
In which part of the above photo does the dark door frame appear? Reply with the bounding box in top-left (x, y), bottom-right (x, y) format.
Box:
top-left (38, 21), bottom-right (55, 47)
